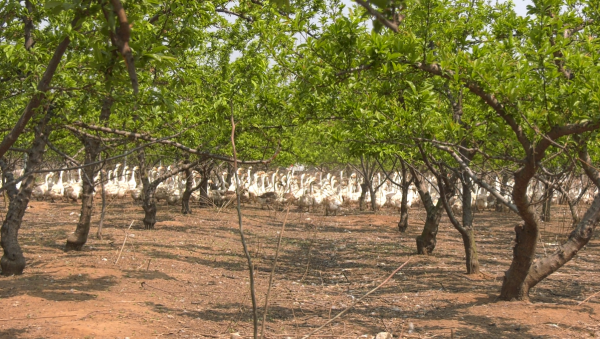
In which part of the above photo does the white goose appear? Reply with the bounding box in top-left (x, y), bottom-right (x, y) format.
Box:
top-left (32, 172), bottom-right (54, 201)
top-left (49, 170), bottom-right (65, 202)
top-left (66, 169), bottom-right (83, 202)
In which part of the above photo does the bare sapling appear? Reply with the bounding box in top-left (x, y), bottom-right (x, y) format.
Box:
top-left (260, 207), bottom-right (290, 338)
top-left (230, 105), bottom-right (259, 339)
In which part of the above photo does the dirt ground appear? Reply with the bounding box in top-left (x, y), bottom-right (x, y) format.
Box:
top-left (0, 198), bottom-right (598, 339)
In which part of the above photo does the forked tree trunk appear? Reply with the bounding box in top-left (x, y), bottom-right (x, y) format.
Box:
top-left (500, 145), bottom-right (600, 300)
top-left (1, 114), bottom-right (51, 275)
top-left (141, 160), bottom-right (199, 229)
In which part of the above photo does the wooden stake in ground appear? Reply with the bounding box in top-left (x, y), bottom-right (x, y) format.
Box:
top-left (115, 221), bottom-right (135, 264)
top-left (260, 207), bottom-right (290, 338)
top-left (301, 258), bottom-right (411, 339)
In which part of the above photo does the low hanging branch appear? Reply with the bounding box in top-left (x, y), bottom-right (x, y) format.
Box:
top-left (431, 143), bottom-right (519, 213)
top-left (71, 122), bottom-right (281, 164)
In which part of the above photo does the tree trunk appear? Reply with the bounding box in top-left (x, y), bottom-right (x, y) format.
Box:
top-left (499, 167), bottom-right (540, 301)
top-left (1, 114), bottom-right (51, 275)
top-left (496, 172), bottom-right (509, 212)
top-left (225, 162), bottom-right (233, 188)
top-left (0, 162), bottom-right (18, 203)
top-left (398, 161), bottom-right (411, 232)
top-left (369, 182), bottom-right (377, 211)
top-left (501, 145), bottom-right (600, 300)
top-left (398, 193), bottom-right (409, 232)
top-left (65, 96), bottom-right (112, 250)
top-left (199, 175), bottom-right (209, 205)
top-left (97, 165), bottom-right (107, 239)
top-left (411, 168), bottom-right (444, 255)
top-left (140, 159), bottom-right (199, 229)
top-left (541, 182), bottom-right (552, 222)
top-left (181, 167), bottom-right (193, 214)
top-left (136, 149), bottom-right (157, 229)
top-left (459, 179), bottom-right (480, 274)
top-left (523, 192), bottom-right (600, 292)
top-left (359, 182), bottom-right (369, 211)
top-left (65, 138), bottom-right (101, 250)
top-left (416, 203), bottom-right (444, 254)
top-left (142, 182), bottom-right (158, 229)
top-left (566, 198), bottom-right (580, 226)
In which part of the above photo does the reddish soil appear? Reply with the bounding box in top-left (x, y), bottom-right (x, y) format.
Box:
top-left (0, 199), bottom-right (599, 339)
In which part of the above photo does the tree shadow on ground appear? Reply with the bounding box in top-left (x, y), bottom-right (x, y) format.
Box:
top-left (0, 273), bottom-right (118, 302)
top-left (0, 328), bottom-right (33, 339)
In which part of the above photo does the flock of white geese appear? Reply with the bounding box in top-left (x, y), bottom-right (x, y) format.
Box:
top-left (11, 163), bottom-right (599, 215)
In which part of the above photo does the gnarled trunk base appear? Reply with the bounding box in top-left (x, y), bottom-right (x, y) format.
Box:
top-left (398, 210), bottom-right (408, 232)
top-left (1, 114), bottom-right (50, 274)
top-left (143, 195), bottom-right (157, 229)
top-left (499, 222), bottom-right (538, 301)
top-left (461, 226), bottom-right (480, 274)
top-left (66, 173), bottom-right (96, 251)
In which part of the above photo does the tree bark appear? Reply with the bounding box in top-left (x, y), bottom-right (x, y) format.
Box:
top-left (199, 175), bottom-right (209, 205)
top-left (368, 181), bottom-right (378, 211)
top-left (65, 137), bottom-right (101, 250)
top-left (1, 114), bottom-right (51, 275)
top-left (181, 166), bottom-right (193, 214)
top-left (411, 168), bottom-right (444, 255)
top-left (23, 0), bottom-right (35, 50)
top-left (0, 162), bottom-right (19, 203)
top-left (97, 164), bottom-right (107, 239)
top-left (141, 160), bottom-right (199, 229)
top-left (520, 146), bottom-right (600, 292)
top-left (359, 182), bottom-right (369, 211)
top-left (457, 176), bottom-right (480, 274)
top-left (65, 97), bottom-right (112, 250)
top-left (142, 180), bottom-right (158, 229)
top-left (496, 172), bottom-right (509, 212)
top-left (499, 163), bottom-right (540, 300)
top-left (541, 182), bottom-right (552, 222)
top-left (398, 160), bottom-right (411, 232)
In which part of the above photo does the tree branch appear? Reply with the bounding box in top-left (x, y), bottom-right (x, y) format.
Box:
top-left (0, 7), bottom-right (89, 160)
top-left (72, 122), bottom-right (280, 164)
top-left (216, 8), bottom-right (253, 22)
top-left (354, 0), bottom-right (399, 33)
